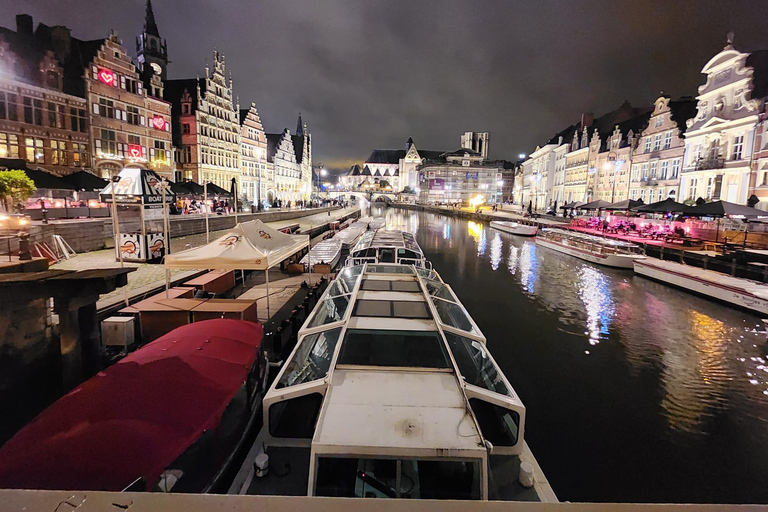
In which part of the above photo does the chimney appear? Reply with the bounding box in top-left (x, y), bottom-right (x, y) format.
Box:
top-left (581, 113), bottom-right (594, 128)
top-left (16, 14), bottom-right (33, 35)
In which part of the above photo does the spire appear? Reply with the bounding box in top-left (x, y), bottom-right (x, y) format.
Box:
top-left (296, 112), bottom-right (304, 136)
top-left (144, 0), bottom-right (160, 37)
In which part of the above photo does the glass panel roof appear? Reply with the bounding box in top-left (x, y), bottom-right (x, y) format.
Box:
top-left (308, 295), bottom-right (351, 328)
top-left (338, 265), bottom-right (364, 289)
top-left (326, 278), bottom-right (354, 297)
top-left (423, 277), bottom-right (457, 302)
top-left (366, 264), bottom-right (415, 275)
top-left (444, 332), bottom-right (511, 396)
top-left (337, 329), bottom-right (450, 368)
top-left (432, 298), bottom-right (474, 332)
top-left (277, 328), bottom-right (343, 388)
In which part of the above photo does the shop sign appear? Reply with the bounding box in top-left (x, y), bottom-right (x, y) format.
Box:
top-left (98, 68), bottom-right (117, 86)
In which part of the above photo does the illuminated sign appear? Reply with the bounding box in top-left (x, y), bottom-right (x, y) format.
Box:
top-left (98, 68), bottom-right (117, 86)
top-left (150, 116), bottom-right (166, 130)
top-left (465, 172), bottom-right (478, 179)
top-left (128, 145), bottom-right (142, 158)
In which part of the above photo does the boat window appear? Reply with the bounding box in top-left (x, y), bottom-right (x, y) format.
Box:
top-left (391, 281), bottom-right (420, 292)
top-left (269, 393), bottom-right (324, 438)
top-left (443, 332), bottom-right (511, 396)
top-left (307, 295), bottom-right (351, 327)
top-left (397, 248), bottom-right (421, 260)
top-left (277, 328), bottom-right (342, 388)
top-left (366, 264), bottom-right (414, 274)
top-left (468, 398), bottom-right (520, 447)
top-left (353, 300), bottom-right (431, 319)
top-left (337, 329), bottom-right (450, 368)
top-left (416, 268), bottom-right (438, 280)
top-left (432, 298), bottom-right (474, 332)
top-left (338, 265), bottom-right (363, 288)
top-left (360, 280), bottom-right (420, 292)
top-left (315, 457), bottom-right (481, 500)
top-left (326, 279), bottom-right (353, 297)
top-left (423, 278), bottom-right (456, 301)
top-left (379, 248), bottom-right (395, 263)
top-left (361, 279), bottom-right (390, 291)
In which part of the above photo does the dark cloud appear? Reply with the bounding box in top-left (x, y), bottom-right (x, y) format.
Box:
top-left (4, 1), bottom-right (768, 175)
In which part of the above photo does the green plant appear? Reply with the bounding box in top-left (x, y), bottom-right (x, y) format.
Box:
top-left (401, 185), bottom-right (415, 194)
top-left (0, 170), bottom-right (36, 212)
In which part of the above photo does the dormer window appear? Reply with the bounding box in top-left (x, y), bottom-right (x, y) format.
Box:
top-left (46, 71), bottom-right (59, 89)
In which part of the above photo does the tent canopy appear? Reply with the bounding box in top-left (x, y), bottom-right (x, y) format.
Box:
top-left (23, 168), bottom-right (76, 191)
top-left (561, 201), bottom-right (584, 209)
top-left (100, 168), bottom-right (175, 205)
top-left (684, 200), bottom-right (768, 218)
top-left (604, 198), bottom-right (644, 210)
top-left (577, 200), bottom-right (613, 210)
top-left (165, 219), bottom-right (309, 270)
top-left (205, 182), bottom-right (231, 196)
top-left (634, 197), bottom-right (688, 213)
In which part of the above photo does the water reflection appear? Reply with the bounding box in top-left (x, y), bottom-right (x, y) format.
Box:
top-left (576, 266), bottom-right (614, 345)
top-left (489, 232), bottom-right (502, 271)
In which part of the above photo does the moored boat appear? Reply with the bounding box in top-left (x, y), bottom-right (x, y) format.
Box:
top-left (300, 238), bottom-right (343, 271)
top-left (368, 217), bottom-right (386, 230)
top-left (536, 229), bottom-right (644, 269)
top-left (0, 319), bottom-right (266, 493)
top-left (490, 220), bottom-right (538, 237)
top-left (346, 229), bottom-right (429, 268)
top-left (334, 224), bottom-right (366, 249)
top-left (229, 255), bottom-right (556, 502)
top-left (633, 258), bottom-right (768, 315)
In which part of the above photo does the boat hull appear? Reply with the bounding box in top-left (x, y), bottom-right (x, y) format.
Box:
top-left (633, 259), bottom-right (768, 315)
top-left (536, 237), bottom-right (641, 269)
top-left (490, 221), bottom-right (538, 237)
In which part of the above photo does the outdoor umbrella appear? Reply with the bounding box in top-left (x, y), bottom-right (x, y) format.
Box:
top-left (577, 199), bottom-right (613, 210)
top-left (205, 182), bottom-right (231, 196)
top-left (528, 200), bottom-right (532, 214)
top-left (182, 181), bottom-right (205, 195)
top-left (605, 198), bottom-right (644, 211)
top-left (684, 200), bottom-right (768, 244)
top-left (23, 168), bottom-right (76, 192)
top-left (60, 170), bottom-right (108, 191)
top-left (634, 197), bottom-right (687, 213)
top-left (230, 177), bottom-right (239, 221)
top-left (169, 181), bottom-right (193, 196)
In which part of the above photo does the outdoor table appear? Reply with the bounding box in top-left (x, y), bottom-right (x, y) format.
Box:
top-left (190, 299), bottom-right (257, 323)
top-left (185, 270), bottom-right (236, 294)
top-left (118, 286), bottom-right (196, 314)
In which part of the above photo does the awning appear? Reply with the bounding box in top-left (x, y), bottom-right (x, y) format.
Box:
top-left (205, 182), bottom-right (232, 196)
top-left (634, 197), bottom-right (688, 213)
top-left (100, 168), bottom-right (175, 205)
top-left (0, 319), bottom-right (263, 492)
top-left (684, 200), bottom-right (768, 218)
top-left (165, 219), bottom-right (309, 270)
top-left (60, 170), bottom-right (109, 191)
top-left (577, 200), bottom-right (613, 210)
top-left (604, 198), bottom-right (644, 210)
top-left (23, 168), bottom-right (76, 191)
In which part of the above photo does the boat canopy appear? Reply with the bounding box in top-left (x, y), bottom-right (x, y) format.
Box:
top-left (0, 319), bottom-right (263, 491)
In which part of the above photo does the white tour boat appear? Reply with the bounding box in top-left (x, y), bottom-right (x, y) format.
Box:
top-left (346, 229), bottom-right (429, 268)
top-left (334, 223), bottom-right (367, 249)
top-left (490, 220), bottom-right (538, 237)
top-left (634, 258), bottom-right (768, 315)
top-left (536, 229), bottom-right (645, 269)
top-left (300, 238), bottom-right (343, 271)
top-left (368, 217), bottom-right (387, 230)
top-left (229, 261), bottom-right (556, 502)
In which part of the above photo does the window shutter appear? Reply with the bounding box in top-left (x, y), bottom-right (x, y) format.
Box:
top-left (92, 66), bottom-right (98, 79)
top-left (120, 76), bottom-right (126, 89)
top-left (92, 102), bottom-right (99, 114)
top-left (150, 148), bottom-right (155, 160)
top-left (95, 139), bottom-right (102, 150)
top-left (165, 122), bottom-right (170, 132)
top-left (137, 83), bottom-right (143, 95)
top-left (141, 146), bottom-right (147, 159)
top-left (140, 116), bottom-right (146, 126)
top-left (166, 150), bottom-right (171, 161)
top-left (122, 110), bottom-right (127, 121)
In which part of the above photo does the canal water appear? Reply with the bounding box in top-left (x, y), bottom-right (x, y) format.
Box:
top-left (376, 204), bottom-right (768, 504)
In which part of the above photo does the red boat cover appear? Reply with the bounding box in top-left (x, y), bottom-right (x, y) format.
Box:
top-left (0, 319), bottom-right (263, 491)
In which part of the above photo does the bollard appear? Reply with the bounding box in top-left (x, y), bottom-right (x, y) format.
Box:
top-left (18, 232), bottom-right (32, 261)
top-left (296, 304), bottom-right (305, 322)
top-left (272, 327), bottom-right (283, 354)
top-left (290, 310), bottom-right (299, 342)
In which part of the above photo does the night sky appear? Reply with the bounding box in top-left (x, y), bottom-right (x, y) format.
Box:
top-left (4, 1), bottom-right (768, 175)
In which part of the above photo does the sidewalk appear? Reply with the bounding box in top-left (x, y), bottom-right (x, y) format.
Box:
top-left (52, 207), bottom-right (359, 307)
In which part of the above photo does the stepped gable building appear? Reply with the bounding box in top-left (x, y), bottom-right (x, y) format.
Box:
top-left (681, 34), bottom-right (768, 204)
top-left (0, 14), bottom-right (90, 175)
top-left (136, 0), bottom-right (169, 96)
top-left (239, 103), bottom-right (269, 206)
top-left (629, 95), bottom-right (696, 204)
top-left (165, 50), bottom-right (240, 188)
top-left (266, 129), bottom-right (300, 203)
top-left (84, 32), bottom-right (173, 180)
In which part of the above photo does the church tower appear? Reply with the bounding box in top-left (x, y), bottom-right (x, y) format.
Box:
top-left (136, 0), bottom-right (169, 90)
top-left (296, 112), bottom-right (304, 137)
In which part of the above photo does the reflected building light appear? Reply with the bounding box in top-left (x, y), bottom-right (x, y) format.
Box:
top-left (490, 232), bottom-right (502, 270)
top-left (577, 266), bottom-right (614, 346)
top-left (518, 242), bottom-right (538, 293)
top-left (443, 223), bottom-right (450, 240)
top-left (477, 227), bottom-right (487, 256)
top-left (507, 245), bottom-right (519, 275)
top-left (467, 221), bottom-right (483, 242)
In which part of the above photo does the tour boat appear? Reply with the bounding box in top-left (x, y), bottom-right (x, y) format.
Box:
top-left (633, 258), bottom-right (768, 315)
top-left (346, 229), bottom-right (429, 268)
top-left (334, 224), bottom-right (367, 249)
top-left (490, 220), bottom-right (538, 237)
top-left (536, 229), bottom-right (644, 269)
top-left (229, 259), bottom-right (557, 502)
top-left (0, 319), bottom-right (267, 494)
top-left (300, 238), bottom-right (343, 271)
top-left (368, 217), bottom-right (387, 230)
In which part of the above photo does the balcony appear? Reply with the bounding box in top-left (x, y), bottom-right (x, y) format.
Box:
top-left (694, 156), bottom-right (725, 171)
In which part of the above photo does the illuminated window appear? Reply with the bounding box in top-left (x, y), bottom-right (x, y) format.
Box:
top-left (653, 134), bottom-right (661, 151)
top-left (671, 159), bottom-right (680, 179)
top-left (50, 140), bottom-right (67, 165)
top-left (72, 143), bottom-right (88, 166)
top-left (644, 137), bottom-right (651, 153)
top-left (660, 161), bottom-right (669, 179)
top-left (688, 178), bottom-right (698, 200)
top-left (733, 135), bottom-right (744, 160)
top-left (664, 131), bottom-right (672, 149)
top-left (25, 137), bottom-right (44, 163)
top-left (0, 133), bottom-right (19, 158)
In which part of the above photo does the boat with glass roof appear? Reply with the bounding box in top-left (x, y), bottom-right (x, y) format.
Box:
top-left (335, 222), bottom-right (368, 249)
top-left (536, 228), bottom-right (645, 269)
top-left (490, 220), bottom-right (538, 237)
top-left (300, 238), bottom-right (343, 271)
top-left (346, 229), bottom-right (429, 268)
top-left (229, 262), bottom-right (556, 502)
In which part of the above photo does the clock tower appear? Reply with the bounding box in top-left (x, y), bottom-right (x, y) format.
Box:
top-left (136, 0), bottom-right (168, 93)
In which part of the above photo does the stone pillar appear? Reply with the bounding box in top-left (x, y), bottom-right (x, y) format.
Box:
top-left (53, 295), bottom-right (101, 390)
